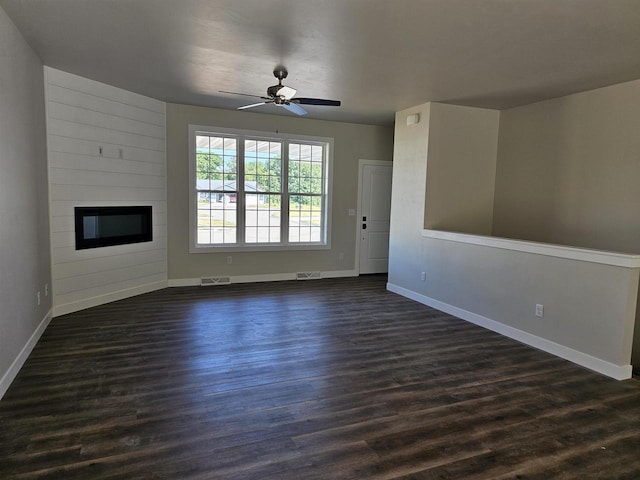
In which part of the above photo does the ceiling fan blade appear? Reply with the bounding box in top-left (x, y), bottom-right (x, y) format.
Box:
top-left (283, 102), bottom-right (307, 116)
top-left (220, 90), bottom-right (270, 100)
top-left (238, 101), bottom-right (269, 110)
top-left (293, 98), bottom-right (341, 107)
top-left (276, 86), bottom-right (296, 100)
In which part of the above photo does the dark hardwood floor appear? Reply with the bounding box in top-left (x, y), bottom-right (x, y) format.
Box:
top-left (2, 275), bottom-right (640, 479)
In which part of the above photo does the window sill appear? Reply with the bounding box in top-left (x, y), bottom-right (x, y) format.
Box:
top-left (189, 243), bottom-right (330, 254)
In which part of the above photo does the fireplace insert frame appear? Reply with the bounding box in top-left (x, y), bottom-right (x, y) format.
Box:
top-left (74, 206), bottom-right (152, 250)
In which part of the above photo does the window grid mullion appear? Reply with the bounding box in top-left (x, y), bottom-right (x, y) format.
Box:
top-left (237, 137), bottom-right (245, 245)
top-left (282, 140), bottom-right (290, 244)
top-left (321, 144), bottom-right (327, 243)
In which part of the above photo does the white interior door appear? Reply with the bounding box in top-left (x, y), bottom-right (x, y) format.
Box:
top-left (358, 161), bottom-right (393, 274)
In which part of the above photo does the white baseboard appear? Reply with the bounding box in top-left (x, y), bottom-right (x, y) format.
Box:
top-left (167, 278), bottom-right (201, 287)
top-left (53, 280), bottom-right (168, 317)
top-left (0, 309), bottom-right (53, 400)
top-left (320, 269), bottom-right (359, 279)
top-left (168, 269), bottom-right (358, 287)
top-left (386, 283), bottom-right (633, 381)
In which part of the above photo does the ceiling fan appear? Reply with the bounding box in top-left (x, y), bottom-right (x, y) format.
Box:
top-left (220, 67), bottom-right (341, 116)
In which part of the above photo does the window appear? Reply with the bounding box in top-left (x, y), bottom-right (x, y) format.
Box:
top-left (194, 135), bottom-right (238, 245)
top-left (189, 125), bottom-right (332, 251)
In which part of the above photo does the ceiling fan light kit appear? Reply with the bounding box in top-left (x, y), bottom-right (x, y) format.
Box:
top-left (221, 67), bottom-right (341, 116)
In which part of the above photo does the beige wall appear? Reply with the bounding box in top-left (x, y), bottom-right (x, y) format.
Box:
top-left (419, 237), bottom-right (637, 367)
top-left (388, 100), bottom-right (638, 377)
top-left (0, 7), bottom-right (51, 395)
top-left (634, 281), bottom-right (640, 368)
top-left (389, 102), bottom-right (499, 294)
top-left (425, 103), bottom-right (499, 235)
top-left (493, 79), bottom-right (640, 254)
top-left (388, 103), bottom-right (431, 294)
top-left (167, 103), bottom-right (394, 280)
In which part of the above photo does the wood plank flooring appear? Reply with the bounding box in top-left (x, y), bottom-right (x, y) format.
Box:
top-left (1, 275), bottom-right (640, 479)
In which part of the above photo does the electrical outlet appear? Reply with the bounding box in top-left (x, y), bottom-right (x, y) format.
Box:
top-left (227, 256), bottom-right (233, 265)
top-left (420, 272), bottom-right (426, 282)
top-left (535, 304), bottom-right (544, 318)
top-left (338, 252), bottom-right (344, 260)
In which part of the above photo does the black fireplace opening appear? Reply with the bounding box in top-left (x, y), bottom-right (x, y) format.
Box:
top-left (75, 206), bottom-right (152, 250)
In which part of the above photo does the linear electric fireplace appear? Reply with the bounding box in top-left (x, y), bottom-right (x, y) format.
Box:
top-left (75, 206), bottom-right (152, 250)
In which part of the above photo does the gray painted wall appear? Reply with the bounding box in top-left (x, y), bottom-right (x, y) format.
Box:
top-left (418, 237), bottom-right (637, 367)
top-left (425, 103), bottom-right (499, 235)
top-left (388, 101), bottom-right (638, 376)
top-left (167, 103), bottom-right (394, 280)
top-left (635, 282), bottom-right (640, 368)
top-left (388, 102), bottom-right (500, 296)
top-left (493, 79), bottom-right (640, 254)
top-left (492, 79), bottom-right (640, 369)
top-left (0, 7), bottom-right (51, 393)
top-left (388, 104), bottom-right (431, 295)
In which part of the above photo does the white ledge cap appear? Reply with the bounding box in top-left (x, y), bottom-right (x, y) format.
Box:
top-left (422, 229), bottom-right (640, 268)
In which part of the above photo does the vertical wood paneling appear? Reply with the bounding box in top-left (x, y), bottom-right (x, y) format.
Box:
top-left (45, 68), bottom-right (167, 316)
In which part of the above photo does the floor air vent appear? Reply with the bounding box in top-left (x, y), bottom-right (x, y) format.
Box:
top-left (296, 271), bottom-right (322, 281)
top-left (201, 276), bottom-right (231, 286)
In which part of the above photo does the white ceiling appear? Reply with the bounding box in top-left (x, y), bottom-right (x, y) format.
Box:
top-left (2, 0), bottom-right (640, 125)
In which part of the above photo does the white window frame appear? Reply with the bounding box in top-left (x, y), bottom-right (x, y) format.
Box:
top-left (188, 124), bottom-right (333, 253)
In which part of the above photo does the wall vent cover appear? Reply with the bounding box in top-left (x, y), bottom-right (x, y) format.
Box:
top-left (296, 271), bottom-right (322, 281)
top-left (201, 276), bottom-right (231, 286)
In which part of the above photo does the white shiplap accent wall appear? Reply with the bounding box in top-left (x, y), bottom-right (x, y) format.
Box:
top-left (45, 68), bottom-right (167, 316)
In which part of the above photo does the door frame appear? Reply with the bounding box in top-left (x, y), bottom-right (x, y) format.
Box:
top-left (355, 159), bottom-right (393, 275)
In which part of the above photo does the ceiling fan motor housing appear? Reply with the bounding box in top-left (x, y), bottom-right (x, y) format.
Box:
top-left (267, 85), bottom-right (282, 97)
top-left (267, 68), bottom-right (289, 98)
